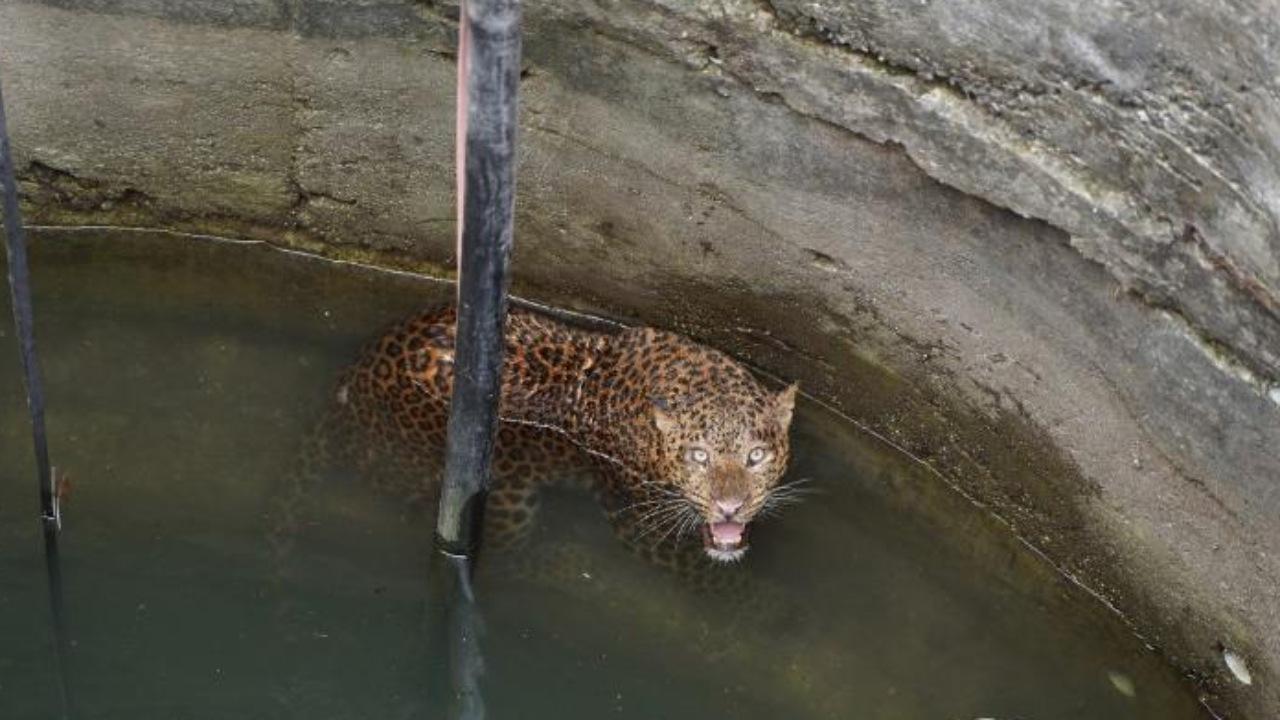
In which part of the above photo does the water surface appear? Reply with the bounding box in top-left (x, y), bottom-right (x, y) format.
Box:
top-left (0, 228), bottom-right (1208, 718)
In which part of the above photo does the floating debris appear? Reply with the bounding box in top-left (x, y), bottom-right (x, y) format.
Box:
top-left (1108, 670), bottom-right (1137, 697)
top-left (1223, 648), bottom-right (1252, 685)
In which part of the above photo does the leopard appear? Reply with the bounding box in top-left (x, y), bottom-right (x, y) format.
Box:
top-left (272, 304), bottom-right (800, 580)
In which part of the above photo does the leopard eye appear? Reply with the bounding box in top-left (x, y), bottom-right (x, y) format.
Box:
top-left (746, 447), bottom-right (768, 466)
top-left (687, 447), bottom-right (710, 465)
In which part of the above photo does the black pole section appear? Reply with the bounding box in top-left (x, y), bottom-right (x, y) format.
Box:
top-left (434, 0), bottom-right (521, 557)
top-left (442, 553), bottom-right (486, 719)
top-left (433, 2), bottom-right (519, 716)
top-left (0, 79), bottom-right (73, 719)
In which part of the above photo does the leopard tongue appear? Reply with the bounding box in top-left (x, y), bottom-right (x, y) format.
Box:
top-left (710, 521), bottom-right (745, 546)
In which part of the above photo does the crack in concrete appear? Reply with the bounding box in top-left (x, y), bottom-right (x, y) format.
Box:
top-left (749, 0), bottom-right (972, 102)
top-left (23, 160), bottom-right (156, 209)
top-left (662, 1), bottom-right (1280, 397)
top-left (291, 185), bottom-right (359, 208)
top-left (1151, 299), bottom-right (1280, 405)
top-left (1182, 223), bottom-right (1280, 322)
top-left (748, 0), bottom-right (1273, 237)
top-left (536, 0), bottom-right (1280, 401)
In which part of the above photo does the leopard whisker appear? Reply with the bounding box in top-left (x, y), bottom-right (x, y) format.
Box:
top-left (766, 490), bottom-right (813, 503)
top-left (766, 479), bottom-right (820, 500)
top-left (631, 498), bottom-right (691, 536)
top-left (674, 511), bottom-right (700, 544)
top-left (771, 476), bottom-right (817, 491)
top-left (633, 506), bottom-right (684, 542)
top-left (631, 501), bottom-right (684, 529)
top-left (771, 480), bottom-right (819, 492)
top-left (760, 494), bottom-right (808, 514)
top-left (756, 505), bottom-right (787, 520)
top-left (612, 495), bottom-right (679, 514)
top-left (765, 488), bottom-right (820, 504)
top-left (653, 507), bottom-right (693, 548)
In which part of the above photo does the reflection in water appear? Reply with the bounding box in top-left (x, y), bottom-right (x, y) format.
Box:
top-left (441, 554), bottom-right (485, 720)
top-left (0, 229), bottom-right (1210, 719)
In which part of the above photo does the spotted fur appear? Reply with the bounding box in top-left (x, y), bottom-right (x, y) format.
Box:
top-left (278, 305), bottom-right (798, 575)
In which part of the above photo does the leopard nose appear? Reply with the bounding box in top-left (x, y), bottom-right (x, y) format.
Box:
top-left (715, 498), bottom-right (744, 517)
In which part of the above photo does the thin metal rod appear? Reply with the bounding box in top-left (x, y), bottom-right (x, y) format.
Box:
top-left (0, 77), bottom-right (74, 719)
top-left (434, 0), bottom-right (522, 557)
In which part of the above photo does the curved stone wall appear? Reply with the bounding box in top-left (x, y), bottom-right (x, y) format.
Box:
top-left (1, 0), bottom-right (1277, 714)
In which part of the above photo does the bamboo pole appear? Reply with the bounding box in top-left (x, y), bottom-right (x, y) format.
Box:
top-left (434, 0), bottom-right (522, 559)
top-left (433, 2), bottom-right (521, 716)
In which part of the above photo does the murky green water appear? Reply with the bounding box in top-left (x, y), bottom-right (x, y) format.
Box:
top-left (1, 228), bottom-right (1208, 719)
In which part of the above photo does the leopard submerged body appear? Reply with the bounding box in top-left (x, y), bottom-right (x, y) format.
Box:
top-left (329, 305), bottom-right (798, 566)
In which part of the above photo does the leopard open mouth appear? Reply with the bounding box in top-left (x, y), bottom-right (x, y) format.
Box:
top-left (701, 520), bottom-right (750, 562)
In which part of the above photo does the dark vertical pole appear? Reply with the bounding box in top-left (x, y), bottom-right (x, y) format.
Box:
top-left (434, 1), bottom-right (519, 716)
top-left (435, 0), bottom-right (521, 557)
top-left (0, 78), bottom-right (73, 719)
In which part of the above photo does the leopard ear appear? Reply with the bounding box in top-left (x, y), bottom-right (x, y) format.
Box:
top-left (774, 384), bottom-right (798, 427)
top-left (651, 396), bottom-right (678, 434)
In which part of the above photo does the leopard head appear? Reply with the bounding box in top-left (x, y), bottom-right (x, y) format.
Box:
top-left (650, 383), bottom-right (797, 562)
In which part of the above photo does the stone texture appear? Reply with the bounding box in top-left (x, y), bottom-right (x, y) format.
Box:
top-left (1, 0), bottom-right (1278, 715)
